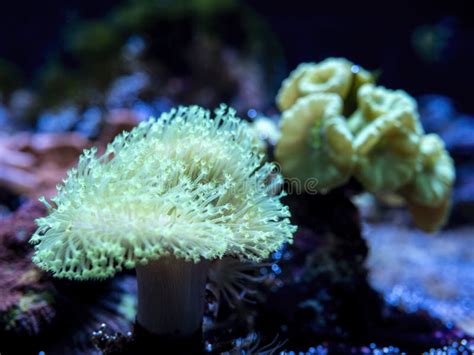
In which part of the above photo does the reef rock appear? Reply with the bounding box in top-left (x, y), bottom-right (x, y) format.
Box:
top-left (0, 200), bottom-right (54, 336)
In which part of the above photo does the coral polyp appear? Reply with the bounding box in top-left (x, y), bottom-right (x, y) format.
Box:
top-left (275, 93), bottom-right (355, 191)
top-left (276, 58), bottom-right (373, 112)
top-left (349, 84), bottom-right (423, 192)
top-left (401, 134), bottom-right (455, 207)
top-left (30, 104), bottom-right (295, 339)
top-left (31, 105), bottom-right (295, 279)
top-left (401, 134), bottom-right (455, 232)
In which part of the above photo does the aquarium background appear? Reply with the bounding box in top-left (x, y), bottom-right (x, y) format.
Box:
top-left (0, 0), bottom-right (473, 353)
top-left (1, 1), bottom-right (473, 112)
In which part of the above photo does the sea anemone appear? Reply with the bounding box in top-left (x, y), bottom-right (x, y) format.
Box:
top-left (401, 134), bottom-right (455, 232)
top-left (349, 84), bottom-right (423, 192)
top-left (276, 58), bottom-right (373, 112)
top-left (30, 105), bottom-right (295, 338)
top-left (275, 93), bottom-right (355, 191)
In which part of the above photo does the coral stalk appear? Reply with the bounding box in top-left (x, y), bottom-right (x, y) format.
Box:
top-left (136, 257), bottom-right (209, 336)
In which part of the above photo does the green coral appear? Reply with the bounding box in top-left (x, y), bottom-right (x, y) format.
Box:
top-left (275, 59), bottom-right (455, 232)
top-left (350, 84), bottom-right (423, 192)
top-left (275, 93), bottom-right (355, 191)
top-left (348, 83), bottom-right (423, 133)
top-left (276, 58), bottom-right (374, 112)
top-left (31, 105), bottom-right (295, 279)
top-left (401, 134), bottom-right (455, 207)
top-left (406, 196), bottom-right (452, 233)
top-left (401, 134), bottom-right (455, 232)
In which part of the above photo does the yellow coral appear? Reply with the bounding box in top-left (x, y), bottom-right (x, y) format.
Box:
top-left (298, 58), bottom-right (353, 98)
top-left (401, 134), bottom-right (455, 232)
top-left (348, 83), bottom-right (423, 134)
top-left (343, 64), bottom-right (375, 115)
top-left (275, 93), bottom-right (355, 191)
top-left (276, 59), bottom-right (455, 232)
top-left (276, 58), bottom-right (373, 112)
top-left (276, 62), bottom-right (313, 112)
top-left (31, 105), bottom-right (295, 279)
top-left (350, 84), bottom-right (423, 192)
top-left (402, 134), bottom-right (455, 207)
top-left (406, 197), bottom-right (451, 233)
